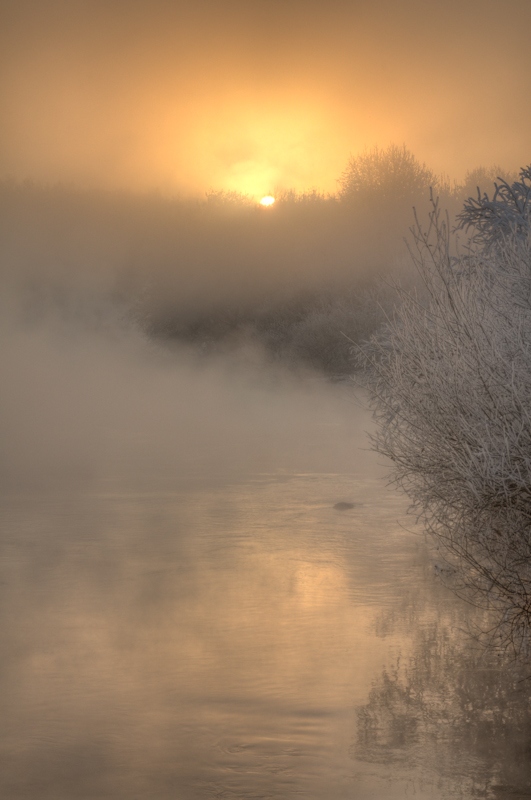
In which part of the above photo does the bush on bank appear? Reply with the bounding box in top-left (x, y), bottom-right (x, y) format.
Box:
top-left (359, 168), bottom-right (531, 658)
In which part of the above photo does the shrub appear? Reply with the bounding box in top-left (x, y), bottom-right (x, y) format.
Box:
top-left (359, 194), bottom-right (531, 658)
top-left (456, 165), bottom-right (531, 251)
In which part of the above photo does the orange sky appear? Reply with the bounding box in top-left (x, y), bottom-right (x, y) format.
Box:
top-left (1, 0), bottom-right (530, 197)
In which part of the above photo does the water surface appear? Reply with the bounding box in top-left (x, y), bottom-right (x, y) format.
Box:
top-left (1, 374), bottom-right (530, 799)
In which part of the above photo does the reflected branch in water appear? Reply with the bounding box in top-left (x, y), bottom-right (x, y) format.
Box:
top-left (354, 613), bottom-right (531, 798)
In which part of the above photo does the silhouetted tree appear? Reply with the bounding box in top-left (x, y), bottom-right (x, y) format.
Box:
top-left (456, 164), bottom-right (516, 206)
top-left (338, 144), bottom-right (438, 206)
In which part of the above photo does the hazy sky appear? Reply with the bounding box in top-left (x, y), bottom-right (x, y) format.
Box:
top-left (2, 0), bottom-right (530, 197)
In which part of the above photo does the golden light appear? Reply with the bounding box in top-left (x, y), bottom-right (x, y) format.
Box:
top-left (260, 196), bottom-right (275, 206)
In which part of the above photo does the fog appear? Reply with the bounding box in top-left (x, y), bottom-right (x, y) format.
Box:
top-left (1, 305), bottom-right (372, 492)
top-left (0, 179), bottom-right (424, 385)
top-left (0, 183), bottom-right (381, 490)
top-left (0, 161), bottom-right (516, 490)
top-left (0, 148), bottom-right (523, 487)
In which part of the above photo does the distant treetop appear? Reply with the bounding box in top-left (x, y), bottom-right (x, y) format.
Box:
top-left (338, 144), bottom-right (438, 205)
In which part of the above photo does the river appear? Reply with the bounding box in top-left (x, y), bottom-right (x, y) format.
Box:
top-left (1, 350), bottom-right (530, 799)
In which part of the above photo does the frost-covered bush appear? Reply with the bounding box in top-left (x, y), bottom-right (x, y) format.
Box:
top-left (359, 196), bottom-right (531, 658)
top-left (279, 286), bottom-right (401, 374)
top-left (456, 165), bottom-right (531, 251)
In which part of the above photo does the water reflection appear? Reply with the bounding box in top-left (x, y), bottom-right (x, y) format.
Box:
top-left (355, 579), bottom-right (531, 798)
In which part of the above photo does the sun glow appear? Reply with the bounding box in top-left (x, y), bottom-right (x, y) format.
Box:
top-left (260, 196), bottom-right (275, 206)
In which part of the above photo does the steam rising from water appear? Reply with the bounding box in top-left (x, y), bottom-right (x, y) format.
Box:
top-left (0, 294), bottom-right (378, 491)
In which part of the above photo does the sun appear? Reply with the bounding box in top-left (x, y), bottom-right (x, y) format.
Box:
top-left (260, 196), bottom-right (275, 206)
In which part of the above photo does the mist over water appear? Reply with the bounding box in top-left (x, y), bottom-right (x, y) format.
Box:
top-left (0, 305), bottom-right (363, 491)
top-left (2, 183), bottom-right (531, 798)
top-left (0, 185), bottom-right (371, 478)
top-left (0, 179), bottom-right (422, 379)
